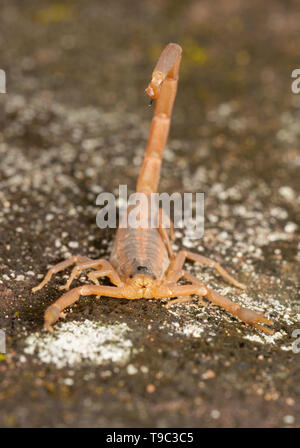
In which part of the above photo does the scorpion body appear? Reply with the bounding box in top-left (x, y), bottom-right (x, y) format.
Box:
top-left (32, 43), bottom-right (274, 334)
top-left (110, 225), bottom-right (170, 283)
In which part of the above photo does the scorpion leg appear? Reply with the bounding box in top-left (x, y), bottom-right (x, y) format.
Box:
top-left (183, 270), bottom-right (273, 333)
top-left (158, 279), bottom-right (273, 334)
top-left (153, 283), bottom-right (207, 301)
top-left (87, 270), bottom-right (111, 285)
top-left (59, 259), bottom-right (105, 291)
top-left (163, 270), bottom-right (208, 307)
top-left (159, 208), bottom-right (175, 239)
top-left (87, 268), bottom-right (123, 287)
top-left (182, 270), bottom-right (209, 306)
top-left (43, 285), bottom-right (126, 331)
top-left (59, 259), bottom-right (123, 290)
top-left (32, 255), bottom-right (94, 293)
top-left (165, 250), bottom-right (246, 289)
top-left (158, 208), bottom-right (174, 258)
top-left (154, 283), bottom-right (207, 308)
top-left (164, 295), bottom-right (192, 307)
top-left (204, 287), bottom-right (274, 334)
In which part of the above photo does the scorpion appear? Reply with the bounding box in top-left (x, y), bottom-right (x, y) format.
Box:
top-left (32, 43), bottom-right (274, 334)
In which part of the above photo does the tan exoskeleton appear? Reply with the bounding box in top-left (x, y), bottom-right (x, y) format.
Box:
top-left (32, 43), bottom-right (274, 334)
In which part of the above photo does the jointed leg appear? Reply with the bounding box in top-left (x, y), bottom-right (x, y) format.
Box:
top-left (88, 270), bottom-right (112, 285)
top-left (164, 296), bottom-right (192, 307)
top-left (153, 283), bottom-right (207, 300)
top-left (204, 287), bottom-right (274, 334)
top-left (166, 250), bottom-right (246, 289)
top-left (32, 256), bottom-right (94, 292)
top-left (155, 282), bottom-right (207, 308)
top-left (44, 282), bottom-right (204, 331)
top-left (182, 270), bottom-right (209, 307)
top-left (87, 268), bottom-right (123, 287)
top-left (59, 259), bottom-right (123, 290)
top-left (164, 270), bottom-right (208, 307)
top-left (59, 259), bottom-right (104, 291)
top-left (163, 269), bottom-right (273, 333)
top-left (43, 285), bottom-right (126, 331)
top-left (159, 207), bottom-right (175, 240)
top-left (185, 251), bottom-right (246, 289)
top-left (158, 208), bottom-right (174, 258)
top-left (32, 256), bottom-right (123, 293)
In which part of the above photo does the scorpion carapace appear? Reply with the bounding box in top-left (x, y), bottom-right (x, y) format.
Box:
top-left (32, 43), bottom-right (274, 334)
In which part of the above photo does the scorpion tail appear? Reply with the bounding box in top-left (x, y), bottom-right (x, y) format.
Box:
top-left (136, 43), bottom-right (182, 194)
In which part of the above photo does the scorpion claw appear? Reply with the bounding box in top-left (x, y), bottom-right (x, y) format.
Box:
top-left (253, 323), bottom-right (274, 335)
top-left (44, 304), bottom-right (60, 331)
top-left (237, 307), bottom-right (274, 334)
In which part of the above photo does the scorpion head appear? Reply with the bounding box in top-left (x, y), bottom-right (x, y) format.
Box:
top-left (128, 265), bottom-right (157, 296)
top-left (129, 264), bottom-right (156, 280)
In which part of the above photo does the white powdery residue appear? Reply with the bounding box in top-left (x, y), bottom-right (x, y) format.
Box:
top-left (243, 331), bottom-right (284, 345)
top-left (180, 323), bottom-right (204, 338)
top-left (24, 320), bottom-right (133, 369)
top-left (281, 345), bottom-right (293, 352)
top-left (219, 288), bottom-right (296, 327)
top-left (165, 307), bottom-right (207, 339)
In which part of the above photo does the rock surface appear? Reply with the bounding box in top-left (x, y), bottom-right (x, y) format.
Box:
top-left (0, 0), bottom-right (299, 428)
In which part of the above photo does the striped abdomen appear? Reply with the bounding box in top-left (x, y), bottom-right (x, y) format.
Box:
top-left (110, 227), bottom-right (169, 281)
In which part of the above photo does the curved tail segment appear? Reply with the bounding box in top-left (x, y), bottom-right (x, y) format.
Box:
top-left (137, 43), bottom-right (182, 194)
